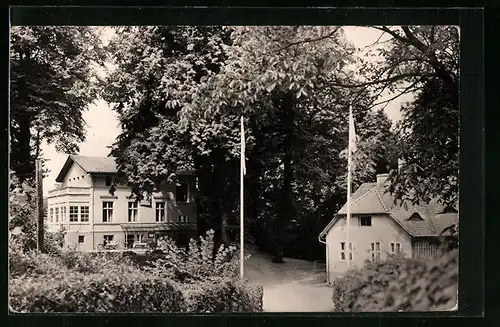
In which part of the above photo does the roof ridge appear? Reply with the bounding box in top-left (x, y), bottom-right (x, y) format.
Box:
top-left (374, 187), bottom-right (389, 213)
top-left (349, 183), bottom-right (376, 206)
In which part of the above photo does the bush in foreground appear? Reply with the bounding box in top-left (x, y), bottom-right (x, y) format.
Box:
top-left (182, 278), bottom-right (263, 313)
top-left (9, 234), bottom-right (263, 313)
top-left (9, 269), bottom-right (184, 313)
top-left (331, 249), bottom-right (458, 312)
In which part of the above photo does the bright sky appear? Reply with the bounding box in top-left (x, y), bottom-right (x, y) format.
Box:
top-left (41, 26), bottom-right (410, 195)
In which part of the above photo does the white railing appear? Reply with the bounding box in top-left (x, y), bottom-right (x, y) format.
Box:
top-left (48, 187), bottom-right (91, 197)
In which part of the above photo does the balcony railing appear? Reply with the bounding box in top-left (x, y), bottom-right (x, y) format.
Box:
top-left (48, 187), bottom-right (91, 197)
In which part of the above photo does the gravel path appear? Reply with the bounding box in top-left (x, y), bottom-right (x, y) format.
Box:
top-left (245, 252), bottom-right (333, 312)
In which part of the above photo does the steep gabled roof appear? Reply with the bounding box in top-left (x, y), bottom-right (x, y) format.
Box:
top-left (319, 182), bottom-right (459, 239)
top-left (55, 155), bottom-right (118, 182)
top-left (55, 155), bottom-right (196, 183)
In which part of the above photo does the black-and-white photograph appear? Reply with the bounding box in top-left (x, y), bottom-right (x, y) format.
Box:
top-left (9, 24), bottom-right (459, 313)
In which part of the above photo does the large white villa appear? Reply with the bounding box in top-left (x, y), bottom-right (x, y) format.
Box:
top-left (46, 155), bottom-right (197, 251)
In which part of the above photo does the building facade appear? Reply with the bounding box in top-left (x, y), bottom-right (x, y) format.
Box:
top-left (46, 155), bottom-right (197, 251)
top-left (319, 173), bottom-right (458, 282)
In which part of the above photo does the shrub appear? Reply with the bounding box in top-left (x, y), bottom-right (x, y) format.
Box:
top-left (331, 249), bottom-right (458, 312)
top-left (9, 232), bottom-right (263, 313)
top-left (9, 270), bottom-right (184, 313)
top-left (182, 278), bottom-right (263, 313)
top-left (9, 252), bottom-right (66, 278)
top-left (145, 229), bottom-right (240, 282)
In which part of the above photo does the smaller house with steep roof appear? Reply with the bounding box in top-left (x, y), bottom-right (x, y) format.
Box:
top-left (46, 155), bottom-right (197, 251)
top-left (318, 173), bottom-right (458, 282)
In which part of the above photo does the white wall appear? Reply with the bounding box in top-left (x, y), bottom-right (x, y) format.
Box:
top-left (325, 214), bottom-right (412, 280)
top-left (47, 173), bottom-right (197, 251)
top-left (62, 162), bottom-right (92, 188)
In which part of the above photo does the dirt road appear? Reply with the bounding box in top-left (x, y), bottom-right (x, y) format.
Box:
top-left (245, 252), bottom-right (333, 312)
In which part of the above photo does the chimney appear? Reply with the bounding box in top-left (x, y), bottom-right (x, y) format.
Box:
top-left (376, 173), bottom-right (389, 186)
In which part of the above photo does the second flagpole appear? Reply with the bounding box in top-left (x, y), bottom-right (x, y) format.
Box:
top-left (240, 115), bottom-right (245, 279)
top-left (346, 105), bottom-right (353, 269)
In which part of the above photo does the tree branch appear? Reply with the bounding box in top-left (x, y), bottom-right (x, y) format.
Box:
top-left (277, 27), bottom-right (342, 52)
top-left (367, 80), bottom-right (422, 110)
top-left (330, 72), bottom-right (431, 88)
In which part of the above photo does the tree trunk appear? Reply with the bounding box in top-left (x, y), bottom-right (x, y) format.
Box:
top-left (214, 163), bottom-right (230, 246)
top-left (220, 199), bottom-right (229, 245)
top-left (273, 93), bottom-right (295, 263)
top-left (11, 112), bottom-right (34, 182)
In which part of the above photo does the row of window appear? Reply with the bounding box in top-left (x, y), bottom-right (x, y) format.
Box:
top-left (48, 201), bottom-right (189, 224)
top-left (102, 201), bottom-right (188, 223)
top-left (48, 206), bottom-right (89, 223)
top-left (339, 242), bottom-right (401, 262)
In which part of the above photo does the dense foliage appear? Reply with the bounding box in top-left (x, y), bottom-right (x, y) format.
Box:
top-left (102, 26), bottom-right (398, 262)
top-left (352, 26), bottom-right (459, 206)
top-left (141, 229), bottom-right (240, 282)
top-left (183, 279), bottom-right (263, 313)
top-left (9, 254), bottom-right (185, 313)
top-left (331, 249), bottom-right (458, 312)
top-left (10, 26), bottom-right (105, 181)
top-left (9, 230), bottom-right (263, 313)
top-left (9, 171), bottom-right (66, 254)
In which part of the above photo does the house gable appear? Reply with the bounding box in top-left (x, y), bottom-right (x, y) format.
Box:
top-left (62, 161), bottom-right (92, 188)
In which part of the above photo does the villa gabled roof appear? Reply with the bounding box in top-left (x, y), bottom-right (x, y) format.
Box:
top-left (319, 181), bottom-right (459, 239)
top-left (55, 155), bottom-right (196, 183)
top-left (55, 155), bottom-right (118, 182)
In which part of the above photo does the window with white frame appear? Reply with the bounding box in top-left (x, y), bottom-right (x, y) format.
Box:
top-left (371, 242), bottom-right (381, 262)
top-left (61, 206), bottom-right (66, 222)
top-left (390, 242), bottom-right (401, 254)
top-left (80, 206), bottom-right (89, 222)
top-left (155, 202), bottom-right (166, 222)
top-left (78, 235), bottom-right (85, 244)
top-left (178, 214), bottom-right (188, 223)
top-left (102, 201), bottom-right (113, 222)
top-left (128, 201), bottom-right (138, 222)
top-left (49, 208), bottom-right (53, 223)
top-left (69, 206), bottom-right (79, 222)
top-left (340, 242), bottom-right (353, 261)
top-left (55, 207), bottom-right (59, 222)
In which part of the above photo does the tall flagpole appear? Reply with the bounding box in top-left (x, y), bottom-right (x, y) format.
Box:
top-left (346, 105), bottom-right (353, 269)
top-left (240, 116), bottom-right (245, 279)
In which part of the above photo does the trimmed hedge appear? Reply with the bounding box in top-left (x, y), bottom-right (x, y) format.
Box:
top-left (331, 249), bottom-right (458, 312)
top-left (9, 271), bottom-right (184, 313)
top-left (9, 250), bottom-right (263, 313)
top-left (182, 278), bottom-right (263, 313)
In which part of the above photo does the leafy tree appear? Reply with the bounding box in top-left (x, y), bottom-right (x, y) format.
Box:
top-left (337, 26), bottom-right (459, 205)
top-left (102, 26), bottom-right (234, 243)
top-left (103, 25), bottom-right (401, 262)
top-left (388, 78), bottom-right (458, 206)
top-left (10, 26), bottom-right (105, 181)
top-left (183, 26), bottom-right (396, 262)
